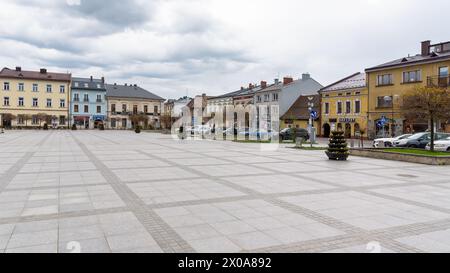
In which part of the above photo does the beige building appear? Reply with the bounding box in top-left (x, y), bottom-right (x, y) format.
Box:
top-left (0, 67), bottom-right (71, 128)
top-left (106, 83), bottom-right (165, 129)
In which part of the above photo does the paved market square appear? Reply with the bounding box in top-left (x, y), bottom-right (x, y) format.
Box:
top-left (1, 131), bottom-right (450, 253)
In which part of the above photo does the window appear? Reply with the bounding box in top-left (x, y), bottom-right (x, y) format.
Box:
top-left (111, 119), bottom-right (116, 128)
top-left (59, 116), bottom-right (66, 125)
top-left (377, 96), bottom-right (393, 108)
top-left (74, 82), bottom-right (79, 88)
top-left (3, 82), bottom-right (10, 91)
top-left (73, 93), bottom-right (79, 102)
top-left (3, 97), bottom-right (9, 106)
top-left (272, 93), bottom-right (279, 101)
top-left (32, 84), bottom-right (38, 92)
top-left (111, 104), bottom-right (116, 113)
top-left (377, 74), bottom-right (393, 86)
top-left (84, 105), bottom-right (89, 113)
top-left (346, 101), bottom-right (351, 114)
top-left (337, 101), bottom-right (343, 114)
top-left (74, 105), bottom-right (79, 113)
top-left (18, 97), bottom-right (24, 106)
top-left (83, 94), bottom-right (89, 102)
top-left (96, 94), bottom-right (102, 102)
top-left (264, 94), bottom-right (270, 102)
top-left (403, 70), bottom-right (421, 83)
top-left (144, 105), bottom-right (148, 113)
top-left (97, 106), bottom-right (101, 113)
top-left (60, 85), bottom-right (65, 93)
top-left (133, 105), bottom-right (138, 114)
top-left (324, 102), bottom-right (330, 115)
top-left (122, 118), bottom-right (127, 128)
top-left (97, 84), bottom-right (101, 89)
top-left (18, 116), bottom-right (24, 125)
top-left (154, 106), bottom-right (158, 114)
top-left (257, 96), bottom-right (261, 103)
top-left (18, 83), bottom-right (24, 91)
top-left (439, 67), bottom-right (449, 77)
top-left (122, 104), bottom-right (127, 112)
top-left (46, 84), bottom-right (52, 93)
top-left (46, 99), bottom-right (52, 107)
top-left (60, 99), bottom-right (65, 108)
top-left (33, 98), bottom-right (38, 107)
top-left (84, 83), bottom-right (89, 88)
top-left (32, 115), bottom-right (38, 125)
top-left (355, 100), bottom-right (361, 114)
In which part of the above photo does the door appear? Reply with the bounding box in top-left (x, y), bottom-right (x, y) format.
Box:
top-left (323, 123), bottom-right (331, 138)
top-left (345, 123), bottom-right (352, 139)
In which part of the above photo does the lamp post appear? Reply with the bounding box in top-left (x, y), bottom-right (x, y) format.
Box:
top-left (307, 97), bottom-right (315, 148)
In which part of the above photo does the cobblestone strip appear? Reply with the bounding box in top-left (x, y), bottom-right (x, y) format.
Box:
top-left (72, 133), bottom-right (195, 253)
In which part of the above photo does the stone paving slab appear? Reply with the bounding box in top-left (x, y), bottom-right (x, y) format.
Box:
top-left (0, 130), bottom-right (450, 253)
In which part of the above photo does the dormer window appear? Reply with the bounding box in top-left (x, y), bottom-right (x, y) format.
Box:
top-left (74, 82), bottom-right (79, 87)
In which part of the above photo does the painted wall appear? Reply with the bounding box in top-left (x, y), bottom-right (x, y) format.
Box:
top-left (0, 78), bottom-right (70, 127)
top-left (107, 97), bottom-right (162, 129)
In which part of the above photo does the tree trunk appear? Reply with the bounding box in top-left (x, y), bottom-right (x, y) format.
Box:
top-left (430, 116), bottom-right (435, 152)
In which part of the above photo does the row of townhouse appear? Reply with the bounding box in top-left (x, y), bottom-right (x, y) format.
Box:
top-left (0, 67), bottom-right (165, 129)
top-left (203, 39), bottom-right (450, 140)
top-left (321, 40), bottom-right (450, 139)
top-left (206, 73), bottom-right (324, 134)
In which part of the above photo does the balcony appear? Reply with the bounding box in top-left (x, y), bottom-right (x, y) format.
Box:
top-left (427, 75), bottom-right (450, 88)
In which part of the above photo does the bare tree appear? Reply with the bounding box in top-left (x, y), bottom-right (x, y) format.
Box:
top-left (129, 114), bottom-right (148, 129)
top-left (36, 113), bottom-right (48, 126)
top-left (401, 86), bottom-right (450, 151)
top-left (22, 114), bottom-right (32, 127)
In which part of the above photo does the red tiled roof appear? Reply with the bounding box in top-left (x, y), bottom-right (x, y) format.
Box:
top-left (0, 67), bottom-right (71, 82)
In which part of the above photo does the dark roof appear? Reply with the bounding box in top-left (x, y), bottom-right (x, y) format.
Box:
top-left (72, 77), bottom-right (106, 90)
top-left (106, 84), bottom-right (165, 101)
top-left (0, 67), bottom-right (71, 82)
top-left (365, 51), bottom-right (450, 72)
top-left (320, 72), bottom-right (366, 92)
top-left (281, 95), bottom-right (321, 120)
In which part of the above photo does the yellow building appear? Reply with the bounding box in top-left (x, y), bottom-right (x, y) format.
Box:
top-left (106, 83), bottom-right (165, 129)
top-left (0, 67), bottom-right (71, 128)
top-left (366, 40), bottom-right (450, 138)
top-left (319, 72), bottom-right (368, 138)
top-left (280, 95), bottom-right (321, 134)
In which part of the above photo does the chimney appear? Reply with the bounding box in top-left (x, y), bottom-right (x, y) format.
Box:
top-left (274, 79), bottom-right (279, 84)
top-left (101, 77), bottom-right (105, 84)
top-left (260, 81), bottom-right (267, 89)
top-left (90, 76), bottom-right (93, 82)
top-left (249, 83), bottom-right (254, 90)
top-left (302, 73), bottom-right (311, 80)
top-left (283, 77), bottom-right (293, 85)
top-left (422, 40), bottom-right (431, 56)
top-left (125, 83), bottom-right (128, 86)
top-left (15, 66), bottom-right (21, 72)
top-left (40, 68), bottom-right (47, 74)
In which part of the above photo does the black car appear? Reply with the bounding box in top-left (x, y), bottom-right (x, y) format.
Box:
top-left (395, 132), bottom-right (449, 148)
top-left (279, 128), bottom-right (310, 142)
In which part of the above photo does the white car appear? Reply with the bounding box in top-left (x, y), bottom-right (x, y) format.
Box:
top-left (425, 137), bottom-right (450, 152)
top-left (373, 134), bottom-right (412, 148)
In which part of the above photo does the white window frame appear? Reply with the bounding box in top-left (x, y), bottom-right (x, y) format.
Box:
top-left (354, 99), bottom-right (361, 115)
top-left (32, 84), bottom-right (38, 92)
top-left (46, 84), bottom-right (52, 93)
top-left (18, 83), bottom-right (24, 92)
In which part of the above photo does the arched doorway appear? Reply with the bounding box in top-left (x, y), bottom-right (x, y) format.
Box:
top-left (345, 123), bottom-right (352, 138)
top-left (323, 123), bottom-right (331, 138)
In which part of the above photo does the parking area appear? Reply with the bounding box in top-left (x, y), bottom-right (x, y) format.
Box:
top-left (0, 130), bottom-right (450, 253)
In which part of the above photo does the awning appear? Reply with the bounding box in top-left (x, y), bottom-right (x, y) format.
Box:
top-left (93, 115), bottom-right (106, 121)
top-left (73, 116), bottom-right (90, 122)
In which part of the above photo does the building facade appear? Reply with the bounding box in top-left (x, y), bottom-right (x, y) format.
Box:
top-left (280, 95), bottom-right (321, 134)
top-left (366, 40), bottom-right (450, 138)
top-left (71, 77), bottom-right (107, 129)
top-left (106, 83), bottom-right (165, 129)
top-left (319, 72), bottom-right (368, 138)
top-left (0, 67), bottom-right (71, 128)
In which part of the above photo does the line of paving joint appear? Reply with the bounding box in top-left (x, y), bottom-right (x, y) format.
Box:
top-left (78, 132), bottom-right (449, 252)
top-left (71, 132), bottom-right (195, 253)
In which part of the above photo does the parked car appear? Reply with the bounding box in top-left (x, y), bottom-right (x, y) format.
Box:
top-left (279, 128), bottom-right (309, 142)
top-left (373, 134), bottom-right (412, 148)
top-left (394, 132), bottom-right (449, 149)
top-left (426, 136), bottom-right (450, 152)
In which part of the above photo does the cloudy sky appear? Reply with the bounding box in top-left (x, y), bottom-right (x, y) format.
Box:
top-left (0, 0), bottom-right (449, 99)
